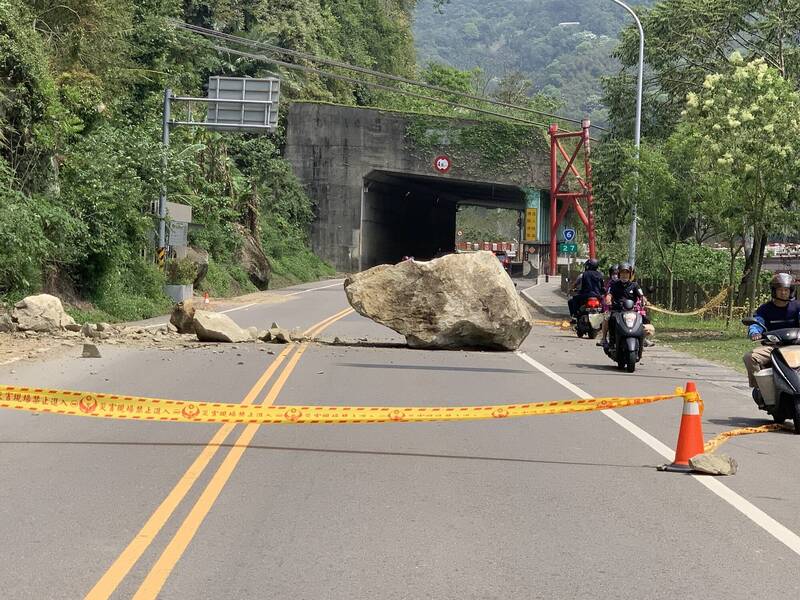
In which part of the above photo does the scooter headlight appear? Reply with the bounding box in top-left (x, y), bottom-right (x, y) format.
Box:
top-left (623, 313), bottom-right (637, 328)
top-left (766, 334), bottom-right (780, 343)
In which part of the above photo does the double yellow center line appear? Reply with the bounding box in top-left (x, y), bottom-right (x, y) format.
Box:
top-left (85, 307), bottom-right (353, 599)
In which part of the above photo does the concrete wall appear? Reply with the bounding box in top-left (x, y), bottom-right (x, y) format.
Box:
top-left (284, 102), bottom-right (550, 272)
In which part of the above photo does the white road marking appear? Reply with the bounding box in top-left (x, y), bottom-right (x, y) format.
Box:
top-left (142, 303), bottom-right (258, 329)
top-left (281, 281), bottom-right (343, 297)
top-left (515, 350), bottom-right (800, 557)
top-left (140, 281), bottom-right (344, 329)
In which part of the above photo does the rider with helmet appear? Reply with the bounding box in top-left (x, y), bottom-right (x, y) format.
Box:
top-left (743, 272), bottom-right (800, 391)
top-left (568, 258), bottom-right (605, 317)
top-left (599, 262), bottom-right (647, 348)
top-left (605, 264), bottom-right (620, 290)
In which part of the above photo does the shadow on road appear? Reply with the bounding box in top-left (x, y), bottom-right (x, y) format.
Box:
top-left (708, 416), bottom-right (776, 428)
top-left (335, 363), bottom-right (533, 374)
top-left (0, 440), bottom-right (655, 469)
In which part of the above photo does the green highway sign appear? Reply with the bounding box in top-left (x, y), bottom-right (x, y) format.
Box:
top-left (557, 243), bottom-right (578, 253)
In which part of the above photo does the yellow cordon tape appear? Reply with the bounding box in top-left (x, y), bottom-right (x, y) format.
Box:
top-left (0, 384), bottom-right (691, 425)
top-left (703, 423), bottom-right (792, 454)
top-left (647, 286), bottom-right (731, 317)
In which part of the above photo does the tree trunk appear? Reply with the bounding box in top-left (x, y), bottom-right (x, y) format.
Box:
top-left (726, 243), bottom-right (738, 327)
top-left (748, 227), bottom-right (765, 313)
top-left (737, 233), bottom-right (767, 306)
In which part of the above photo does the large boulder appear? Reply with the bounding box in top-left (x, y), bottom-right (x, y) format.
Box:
top-left (12, 294), bottom-right (76, 332)
top-left (344, 251), bottom-right (533, 350)
top-left (170, 302), bottom-right (196, 334)
top-left (192, 310), bottom-right (250, 343)
top-left (234, 224), bottom-right (271, 290)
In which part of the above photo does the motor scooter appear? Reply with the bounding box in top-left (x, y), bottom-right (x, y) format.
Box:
top-left (604, 298), bottom-right (644, 372)
top-left (575, 296), bottom-right (603, 339)
top-left (742, 317), bottom-right (800, 434)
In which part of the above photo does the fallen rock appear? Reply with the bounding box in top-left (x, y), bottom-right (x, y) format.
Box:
top-left (689, 453), bottom-right (738, 476)
top-left (97, 322), bottom-right (110, 332)
top-left (234, 223), bottom-right (271, 290)
top-left (81, 323), bottom-right (99, 338)
top-left (64, 323), bottom-right (82, 332)
top-left (267, 327), bottom-right (292, 343)
top-left (170, 302), bottom-right (196, 334)
top-left (12, 294), bottom-right (76, 332)
top-left (82, 343), bottom-right (102, 358)
top-left (0, 313), bottom-right (17, 333)
top-left (247, 326), bottom-right (259, 340)
top-left (344, 251), bottom-right (533, 350)
top-left (193, 310), bottom-right (250, 343)
top-left (187, 246), bottom-right (210, 287)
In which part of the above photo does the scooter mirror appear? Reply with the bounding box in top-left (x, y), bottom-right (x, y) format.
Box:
top-left (622, 298), bottom-right (635, 310)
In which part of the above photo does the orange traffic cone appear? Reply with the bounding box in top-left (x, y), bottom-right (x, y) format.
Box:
top-left (660, 381), bottom-right (705, 472)
top-left (203, 292), bottom-right (210, 305)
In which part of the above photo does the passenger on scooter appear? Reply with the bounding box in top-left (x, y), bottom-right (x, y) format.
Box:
top-left (568, 258), bottom-right (604, 317)
top-left (743, 273), bottom-right (800, 389)
top-left (599, 263), bottom-right (645, 348)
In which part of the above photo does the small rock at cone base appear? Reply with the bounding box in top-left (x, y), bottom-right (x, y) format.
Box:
top-left (689, 453), bottom-right (738, 475)
top-left (82, 343), bottom-right (102, 358)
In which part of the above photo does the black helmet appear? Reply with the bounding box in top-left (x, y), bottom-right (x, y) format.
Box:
top-left (608, 264), bottom-right (620, 277)
top-left (584, 258), bottom-right (599, 271)
top-left (619, 261), bottom-right (633, 274)
top-left (770, 272), bottom-right (794, 299)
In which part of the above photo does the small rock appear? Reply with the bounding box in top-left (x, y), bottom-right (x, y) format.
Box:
top-left (97, 322), bottom-right (110, 332)
top-left (81, 323), bottom-right (98, 339)
top-left (689, 453), bottom-right (738, 476)
top-left (247, 326), bottom-right (259, 340)
top-left (0, 313), bottom-right (16, 333)
top-left (237, 361), bottom-right (244, 365)
top-left (82, 343), bottom-right (102, 358)
top-left (267, 350), bottom-right (275, 355)
top-left (64, 323), bottom-right (82, 333)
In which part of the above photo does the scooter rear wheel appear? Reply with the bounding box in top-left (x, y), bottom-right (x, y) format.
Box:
top-left (792, 398), bottom-right (800, 435)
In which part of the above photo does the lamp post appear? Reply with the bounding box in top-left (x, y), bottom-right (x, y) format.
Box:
top-left (609, 0), bottom-right (644, 266)
top-left (559, 5), bottom-right (644, 265)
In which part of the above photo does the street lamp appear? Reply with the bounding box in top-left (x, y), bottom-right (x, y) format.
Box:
top-left (559, 6), bottom-right (644, 265)
top-left (610, 0), bottom-right (644, 266)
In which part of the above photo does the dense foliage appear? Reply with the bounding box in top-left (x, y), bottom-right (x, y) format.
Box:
top-left (0, 0), bottom-right (418, 318)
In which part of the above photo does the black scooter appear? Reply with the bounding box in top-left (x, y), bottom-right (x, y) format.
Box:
top-left (742, 318), bottom-right (800, 434)
top-left (604, 299), bottom-right (644, 373)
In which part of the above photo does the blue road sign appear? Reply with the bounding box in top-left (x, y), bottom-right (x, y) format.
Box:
top-left (563, 228), bottom-right (576, 242)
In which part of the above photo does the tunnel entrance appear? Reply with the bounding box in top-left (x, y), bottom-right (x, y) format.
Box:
top-left (360, 170), bottom-right (526, 269)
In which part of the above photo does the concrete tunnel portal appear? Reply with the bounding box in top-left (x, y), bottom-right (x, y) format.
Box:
top-left (360, 170), bottom-right (526, 269)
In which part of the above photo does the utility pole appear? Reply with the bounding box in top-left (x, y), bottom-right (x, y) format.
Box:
top-left (158, 88), bottom-right (171, 253)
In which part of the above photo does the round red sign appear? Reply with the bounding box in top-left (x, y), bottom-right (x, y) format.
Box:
top-left (433, 155), bottom-right (451, 173)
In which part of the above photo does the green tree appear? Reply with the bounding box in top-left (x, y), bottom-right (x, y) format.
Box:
top-left (674, 55), bottom-right (800, 309)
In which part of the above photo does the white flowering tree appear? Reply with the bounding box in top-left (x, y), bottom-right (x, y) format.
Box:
top-left (672, 54), bottom-right (800, 309)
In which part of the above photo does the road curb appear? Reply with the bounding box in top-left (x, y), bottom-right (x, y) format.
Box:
top-left (519, 281), bottom-right (570, 318)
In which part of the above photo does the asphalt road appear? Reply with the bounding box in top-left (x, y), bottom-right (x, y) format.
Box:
top-left (1, 279), bottom-right (799, 599)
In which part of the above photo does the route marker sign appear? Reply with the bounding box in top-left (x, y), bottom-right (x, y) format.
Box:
top-left (558, 243), bottom-right (578, 253)
top-left (563, 228), bottom-right (576, 242)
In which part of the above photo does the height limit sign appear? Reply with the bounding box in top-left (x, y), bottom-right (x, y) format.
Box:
top-left (433, 155), bottom-right (451, 174)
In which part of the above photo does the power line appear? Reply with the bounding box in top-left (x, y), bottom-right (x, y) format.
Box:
top-left (174, 21), bottom-right (607, 131)
top-left (209, 44), bottom-right (554, 129)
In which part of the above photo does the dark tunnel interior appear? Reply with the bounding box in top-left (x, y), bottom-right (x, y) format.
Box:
top-left (360, 170), bottom-right (525, 269)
